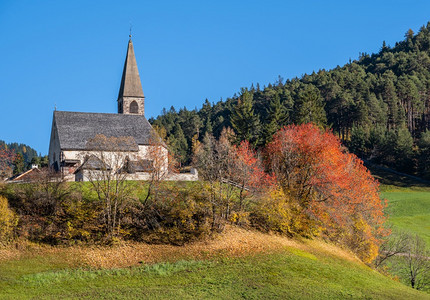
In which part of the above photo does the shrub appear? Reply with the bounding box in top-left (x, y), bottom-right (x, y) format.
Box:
top-left (250, 187), bottom-right (320, 237)
top-left (0, 195), bottom-right (17, 244)
top-left (123, 182), bottom-right (212, 245)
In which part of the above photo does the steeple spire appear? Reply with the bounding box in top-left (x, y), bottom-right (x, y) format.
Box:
top-left (117, 37), bottom-right (145, 115)
top-left (118, 38), bottom-right (144, 98)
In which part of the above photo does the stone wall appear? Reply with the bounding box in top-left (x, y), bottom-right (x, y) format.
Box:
top-left (119, 96), bottom-right (145, 115)
top-left (74, 168), bottom-right (198, 182)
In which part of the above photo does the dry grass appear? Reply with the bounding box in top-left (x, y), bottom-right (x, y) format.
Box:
top-left (77, 226), bottom-right (302, 268)
top-left (0, 226), bottom-right (361, 269)
top-left (0, 247), bottom-right (20, 262)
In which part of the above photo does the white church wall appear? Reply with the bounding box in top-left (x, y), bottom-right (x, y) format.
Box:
top-left (75, 168), bottom-right (198, 182)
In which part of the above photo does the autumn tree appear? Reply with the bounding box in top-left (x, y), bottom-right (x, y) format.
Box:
top-left (140, 128), bottom-right (174, 204)
top-left (0, 195), bottom-right (17, 244)
top-left (79, 134), bottom-right (136, 239)
top-left (0, 146), bottom-right (15, 179)
top-left (193, 127), bottom-right (270, 228)
top-left (193, 129), bottom-right (236, 229)
top-left (231, 140), bottom-right (273, 210)
top-left (265, 123), bottom-right (387, 262)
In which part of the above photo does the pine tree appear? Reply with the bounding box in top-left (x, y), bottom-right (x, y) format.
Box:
top-left (13, 153), bottom-right (25, 175)
top-left (264, 93), bottom-right (287, 143)
top-left (203, 114), bottom-right (213, 137)
top-left (169, 124), bottom-right (188, 166)
top-left (230, 89), bottom-right (261, 145)
top-left (294, 85), bottom-right (327, 127)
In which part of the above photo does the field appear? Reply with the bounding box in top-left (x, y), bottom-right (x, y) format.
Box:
top-left (0, 227), bottom-right (428, 299)
top-left (368, 165), bottom-right (430, 247)
top-left (382, 189), bottom-right (430, 247)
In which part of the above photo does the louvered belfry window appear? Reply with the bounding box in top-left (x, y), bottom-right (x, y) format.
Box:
top-left (130, 101), bottom-right (138, 114)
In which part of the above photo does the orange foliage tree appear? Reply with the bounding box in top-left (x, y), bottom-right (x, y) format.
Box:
top-left (265, 123), bottom-right (388, 262)
top-left (232, 140), bottom-right (274, 210)
top-left (193, 129), bottom-right (272, 228)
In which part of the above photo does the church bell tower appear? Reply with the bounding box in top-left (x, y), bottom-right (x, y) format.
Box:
top-left (117, 36), bottom-right (145, 115)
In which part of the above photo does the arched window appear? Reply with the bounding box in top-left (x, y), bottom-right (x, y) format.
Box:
top-left (130, 101), bottom-right (139, 114)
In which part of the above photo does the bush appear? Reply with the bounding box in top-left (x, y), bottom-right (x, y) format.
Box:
top-left (250, 187), bottom-right (320, 238)
top-left (123, 182), bottom-right (213, 245)
top-left (0, 195), bottom-right (17, 244)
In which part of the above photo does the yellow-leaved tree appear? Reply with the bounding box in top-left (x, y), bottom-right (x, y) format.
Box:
top-left (0, 195), bottom-right (17, 244)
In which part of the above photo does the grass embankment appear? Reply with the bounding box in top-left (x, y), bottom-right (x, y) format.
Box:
top-left (0, 227), bottom-right (428, 299)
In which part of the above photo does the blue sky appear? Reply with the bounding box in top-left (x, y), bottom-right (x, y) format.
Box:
top-left (1, 0), bottom-right (430, 154)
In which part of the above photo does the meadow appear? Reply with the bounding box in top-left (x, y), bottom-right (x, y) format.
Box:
top-left (369, 165), bottom-right (430, 247)
top-left (0, 228), bottom-right (428, 299)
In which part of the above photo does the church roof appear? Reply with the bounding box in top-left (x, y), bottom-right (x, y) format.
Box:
top-left (53, 111), bottom-right (161, 150)
top-left (118, 38), bottom-right (144, 99)
top-left (75, 155), bottom-right (111, 171)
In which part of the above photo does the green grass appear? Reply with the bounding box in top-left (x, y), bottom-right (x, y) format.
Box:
top-left (0, 250), bottom-right (427, 299)
top-left (366, 164), bottom-right (430, 248)
top-left (364, 164), bottom-right (430, 247)
top-left (382, 189), bottom-right (430, 247)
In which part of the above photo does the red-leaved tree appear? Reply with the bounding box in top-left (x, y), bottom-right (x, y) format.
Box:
top-left (265, 123), bottom-right (388, 262)
top-left (232, 140), bottom-right (274, 210)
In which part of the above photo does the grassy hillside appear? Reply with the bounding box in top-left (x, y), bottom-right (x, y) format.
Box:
top-left (0, 228), bottom-right (428, 299)
top-left (382, 188), bottom-right (430, 247)
top-left (367, 164), bottom-right (430, 247)
top-left (1, 167), bottom-right (429, 299)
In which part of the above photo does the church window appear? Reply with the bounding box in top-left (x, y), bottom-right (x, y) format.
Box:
top-left (130, 101), bottom-right (138, 114)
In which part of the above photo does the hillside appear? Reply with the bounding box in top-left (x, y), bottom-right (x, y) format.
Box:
top-left (0, 140), bottom-right (48, 176)
top-left (367, 164), bottom-right (430, 247)
top-left (0, 141), bottom-right (39, 166)
top-left (0, 227), bottom-right (427, 299)
top-left (150, 23), bottom-right (430, 179)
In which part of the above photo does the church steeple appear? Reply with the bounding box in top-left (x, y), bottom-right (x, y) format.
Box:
top-left (118, 36), bottom-right (145, 115)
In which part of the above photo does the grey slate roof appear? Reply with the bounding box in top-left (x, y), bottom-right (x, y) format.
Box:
top-left (126, 159), bottom-right (154, 173)
top-left (118, 38), bottom-right (144, 98)
top-left (54, 111), bottom-right (160, 150)
top-left (76, 155), bottom-right (111, 171)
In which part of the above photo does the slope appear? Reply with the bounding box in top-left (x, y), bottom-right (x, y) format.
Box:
top-left (0, 227), bottom-right (427, 299)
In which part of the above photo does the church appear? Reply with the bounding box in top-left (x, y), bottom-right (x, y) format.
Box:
top-left (48, 36), bottom-right (197, 182)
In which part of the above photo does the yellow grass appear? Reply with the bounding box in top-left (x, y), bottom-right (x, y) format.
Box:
top-left (0, 226), bottom-right (360, 269)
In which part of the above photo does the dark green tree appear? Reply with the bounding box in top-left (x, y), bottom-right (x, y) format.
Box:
top-left (169, 124), bottom-right (188, 166)
top-left (230, 89), bottom-right (261, 145)
top-left (264, 93), bottom-right (288, 143)
top-left (418, 130), bottom-right (430, 179)
top-left (294, 85), bottom-right (327, 127)
top-left (13, 153), bottom-right (25, 175)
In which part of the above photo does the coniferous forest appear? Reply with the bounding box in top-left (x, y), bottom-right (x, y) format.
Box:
top-left (150, 23), bottom-right (430, 179)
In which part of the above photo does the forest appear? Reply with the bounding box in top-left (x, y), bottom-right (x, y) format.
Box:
top-left (0, 140), bottom-right (48, 178)
top-left (150, 23), bottom-right (430, 179)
